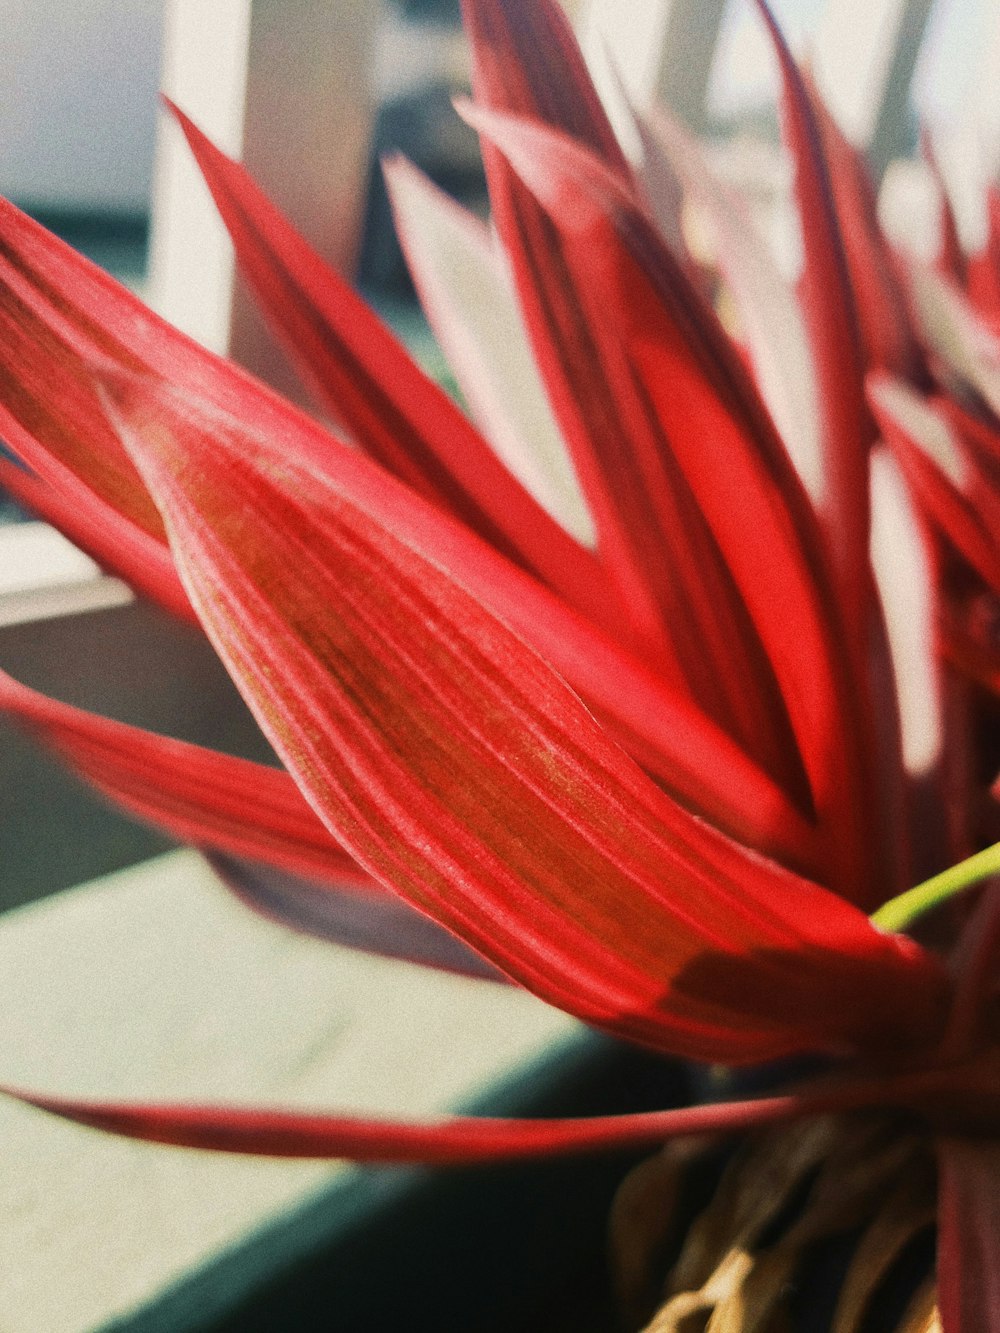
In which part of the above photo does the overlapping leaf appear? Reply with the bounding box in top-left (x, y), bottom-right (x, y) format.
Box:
top-left (639, 105), bottom-right (825, 505)
top-left (808, 78), bottom-right (924, 383)
top-left (460, 0), bottom-right (691, 664)
top-left (0, 190), bottom-right (829, 870)
top-left (0, 195), bottom-right (355, 614)
top-left (752, 0), bottom-right (871, 611)
top-left (167, 102), bottom-right (618, 639)
top-left (102, 369), bottom-right (946, 1062)
top-left (462, 99), bottom-right (894, 904)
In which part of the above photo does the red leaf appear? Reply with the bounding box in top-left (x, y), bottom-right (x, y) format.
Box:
top-left (460, 101), bottom-right (898, 906)
top-left (751, 3), bottom-right (914, 903)
top-left (459, 0), bottom-right (627, 172)
top-left (461, 0), bottom-right (691, 666)
top-left (0, 195), bottom-right (350, 617)
top-left (166, 101), bottom-right (620, 642)
top-left (753, 0), bottom-right (871, 614)
top-left (0, 670), bottom-right (500, 976)
top-left (2, 1068), bottom-right (948, 1164)
top-left (105, 372), bottom-right (946, 1063)
top-left (937, 1137), bottom-right (1000, 1333)
top-left (78, 347), bottom-right (825, 873)
top-left (807, 75), bottom-right (924, 383)
top-left (0, 225), bottom-right (178, 605)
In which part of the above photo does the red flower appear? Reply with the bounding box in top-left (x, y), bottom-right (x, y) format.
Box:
top-left (0, 2), bottom-right (997, 1326)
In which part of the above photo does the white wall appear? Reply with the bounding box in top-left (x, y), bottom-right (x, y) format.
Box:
top-left (0, 0), bottom-right (164, 212)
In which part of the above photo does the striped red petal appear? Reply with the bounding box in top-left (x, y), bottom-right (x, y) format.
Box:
top-left (103, 371), bottom-right (946, 1063)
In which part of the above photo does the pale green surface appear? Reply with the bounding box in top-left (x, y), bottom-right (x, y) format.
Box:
top-left (0, 850), bottom-right (577, 1332)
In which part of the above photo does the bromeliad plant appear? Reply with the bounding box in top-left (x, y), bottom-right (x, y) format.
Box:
top-left (1, 0), bottom-right (1000, 1326)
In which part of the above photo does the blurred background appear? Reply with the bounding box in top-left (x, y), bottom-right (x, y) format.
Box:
top-left (3, 0), bottom-right (997, 326)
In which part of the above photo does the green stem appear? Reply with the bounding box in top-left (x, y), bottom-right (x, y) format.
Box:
top-left (871, 842), bottom-right (1000, 933)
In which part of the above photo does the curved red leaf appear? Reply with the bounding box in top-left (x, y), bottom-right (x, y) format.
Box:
top-left (458, 0), bottom-right (627, 172)
top-left (0, 455), bottom-right (190, 620)
top-left (460, 0), bottom-right (693, 666)
top-left (106, 372), bottom-right (947, 1063)
top-left (0, 668), bottom-right (497, 979)
top-left (0, 196), bottom-right (350, 616)
top-left (80, 354), bottom-right (827, 875)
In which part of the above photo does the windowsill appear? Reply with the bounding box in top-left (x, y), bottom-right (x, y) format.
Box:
top-left (0, 523), bottom-right (133, 628)
top-left (0, 849), bottom-right (581, 1332)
